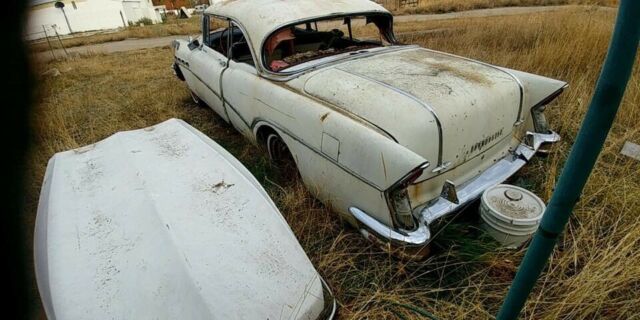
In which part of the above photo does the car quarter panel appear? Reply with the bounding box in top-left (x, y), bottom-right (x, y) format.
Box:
top-left (303, 68), bottom-right (440, 166)
top-left (502, 67), bottom-right (568, 137)
top-left (221, 62), bottom-right (428, 226)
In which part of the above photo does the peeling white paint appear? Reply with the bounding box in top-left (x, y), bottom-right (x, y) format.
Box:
top-left (34, 119), bottom-right (328, 320)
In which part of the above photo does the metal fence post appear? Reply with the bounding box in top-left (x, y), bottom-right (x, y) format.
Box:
top-left (42, 25), bottom-right (56, 61)
top-left (496, 1), bottom-right (640, 319)
top-left (53, 27), bottom-right (68, 58)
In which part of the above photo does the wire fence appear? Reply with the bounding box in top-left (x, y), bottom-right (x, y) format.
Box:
top-left (25, 24), bottom-right (60, 42)
top-left (30, 24), bottom-right (69, 61)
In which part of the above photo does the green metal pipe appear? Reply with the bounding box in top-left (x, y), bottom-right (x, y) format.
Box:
top-left (496, 1), bottom-right (640, 319)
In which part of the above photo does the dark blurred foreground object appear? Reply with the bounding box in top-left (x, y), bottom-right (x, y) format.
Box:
top-left (497, 0), bottom-right (640, 319)
top-left (3, 0), bottom-right (32, 318)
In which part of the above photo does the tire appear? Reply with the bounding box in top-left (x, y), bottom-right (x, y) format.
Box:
top-left (190, 91), bottom-right (206, 108)
top-left (266, 133), bottom-right (298, 178)
top-left (173, 63), bottom-right (185, 81)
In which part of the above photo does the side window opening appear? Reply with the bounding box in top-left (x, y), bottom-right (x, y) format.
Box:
top-left (229, 22), bottom-right (255, 67)
top-left (203, 15), bottom-right (230, 56)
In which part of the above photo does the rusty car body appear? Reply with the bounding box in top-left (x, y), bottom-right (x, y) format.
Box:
top-left (171, 0), bottom-right (567, 250)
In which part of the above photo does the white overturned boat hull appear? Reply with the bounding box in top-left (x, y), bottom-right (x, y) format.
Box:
top-left (35, 119), bottom-right (335, 319)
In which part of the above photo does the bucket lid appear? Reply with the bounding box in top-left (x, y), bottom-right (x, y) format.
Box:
top-left (481, 184), bottom-right (546, 226)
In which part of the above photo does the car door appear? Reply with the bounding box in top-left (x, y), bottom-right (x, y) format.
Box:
top-left (222, 21), bottom-right (301, 140)
top-left (221, 22), bottom-right (260, 137)
top-left (189, 15), bottom-right (230, 122)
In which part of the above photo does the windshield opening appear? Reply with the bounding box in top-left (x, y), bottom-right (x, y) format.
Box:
top-left (263, 14), bottom-right (395, 73)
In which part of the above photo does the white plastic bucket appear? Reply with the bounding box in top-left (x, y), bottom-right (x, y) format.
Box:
top-left (480, 184), bottom-right (545, 248)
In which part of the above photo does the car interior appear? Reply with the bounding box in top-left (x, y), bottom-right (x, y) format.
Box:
top-left (206, 27), bottom-right (255, 66)
top-left (265, 16), bottom-right (393, 72)
top-left (200, 15), bottom-right (393, 72)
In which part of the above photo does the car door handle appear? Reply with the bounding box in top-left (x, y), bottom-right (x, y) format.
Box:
top-left (218, 60), bottom-right (227, 67)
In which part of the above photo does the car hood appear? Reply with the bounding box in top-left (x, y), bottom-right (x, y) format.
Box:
top-left (34, 119), bottom-right (329, 320)
top-left (295, 47), bottom-right (563, 176)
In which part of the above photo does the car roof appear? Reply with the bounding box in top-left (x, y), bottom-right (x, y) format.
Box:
top-left (206, 0), bottom-right (391, 68)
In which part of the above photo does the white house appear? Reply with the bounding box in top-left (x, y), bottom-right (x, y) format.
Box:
top-left (27, 0), bottom-right (162, 40)
top-left (122, 0), bottom-right (162, 25)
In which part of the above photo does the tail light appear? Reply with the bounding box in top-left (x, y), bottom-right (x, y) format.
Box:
top-left (531, 88), bottom-right (564, 134)
top-left (387, 163), bottom-right (429, 230)
top-left (531, 105), bottom-right (550, 134)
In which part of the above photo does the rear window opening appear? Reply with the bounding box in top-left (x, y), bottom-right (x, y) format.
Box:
top-left (263, 14), bottom-right (396, 73)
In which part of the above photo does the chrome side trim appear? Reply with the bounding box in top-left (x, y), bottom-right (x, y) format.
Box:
top-left (337, 68), bottom-right (445, 167)
top-left (349, 207), bottom-right (430, 246)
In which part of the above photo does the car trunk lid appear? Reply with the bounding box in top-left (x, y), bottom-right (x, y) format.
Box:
top-left (302, 47), bottom-right (522, 177)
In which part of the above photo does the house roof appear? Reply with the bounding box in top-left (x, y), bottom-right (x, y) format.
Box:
top-left (206, 0), bottom-right (390, 61)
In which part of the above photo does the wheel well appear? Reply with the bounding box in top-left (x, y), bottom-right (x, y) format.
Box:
top-left (256, 125), bottom-right (278, 147)
top-left (173, 62), bottom-right (185, 81)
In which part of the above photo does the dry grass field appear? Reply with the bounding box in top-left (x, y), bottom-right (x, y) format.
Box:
top-left (27, 6), bottom-right (639, 320)
top-left (30, 15), bottom-right (201, 53)
top-left (29, 1), bottom-right (620, 53)
top-left (389, 0), bottom-right (618, 14)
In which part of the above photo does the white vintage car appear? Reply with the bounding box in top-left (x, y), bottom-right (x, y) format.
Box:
top-left (172, 0), bottom-right (566, 251)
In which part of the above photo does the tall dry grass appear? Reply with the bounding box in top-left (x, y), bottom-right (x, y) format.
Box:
top-left (27, 6), bottom-right (639, 319)
top-left (392, 0), bottom-right (618, 14)
top-left (29, 1), bottom-right (620, 53)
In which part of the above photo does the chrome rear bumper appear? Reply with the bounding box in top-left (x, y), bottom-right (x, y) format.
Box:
top-left (350, 131), bottom-right (560, 247)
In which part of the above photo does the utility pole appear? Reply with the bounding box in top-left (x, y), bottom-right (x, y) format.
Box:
top-left (54, 2), bottom-right (73, 34)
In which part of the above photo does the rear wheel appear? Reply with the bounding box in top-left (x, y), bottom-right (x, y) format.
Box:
top-left (266, 133), bottom-right (299, 179)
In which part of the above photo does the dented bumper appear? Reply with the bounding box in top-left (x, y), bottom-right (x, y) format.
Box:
top-left (349, 131), bottom-right (560, 248)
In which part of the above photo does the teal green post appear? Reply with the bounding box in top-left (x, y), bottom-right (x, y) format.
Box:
top-left (496, 1), bottom-right (640, 319)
